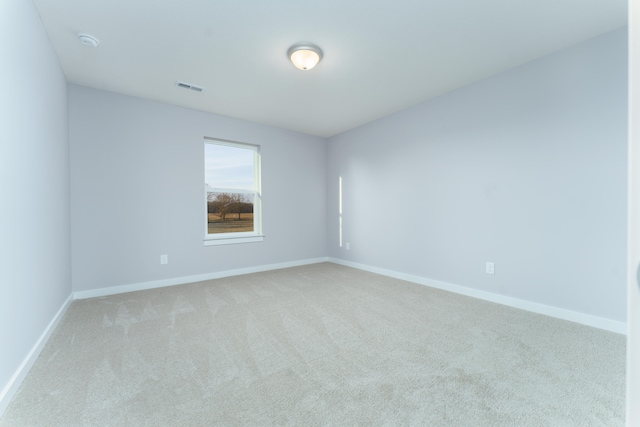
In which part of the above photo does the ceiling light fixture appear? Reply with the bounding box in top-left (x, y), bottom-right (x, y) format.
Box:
top-left (287, 43), bottom-right (323, 71)
top-left (78, 33), bottom-right (100, 47)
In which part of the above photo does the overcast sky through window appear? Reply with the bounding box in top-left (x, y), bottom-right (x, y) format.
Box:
top-left (204, 143), bottom-right (254, 190)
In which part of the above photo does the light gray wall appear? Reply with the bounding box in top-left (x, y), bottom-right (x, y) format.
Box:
top-left (327, 28), bottom-right (628, 322)
top-left (0, 0), bottom-right (71, 402)
top-left (69, 85), bottom-right (327, 292)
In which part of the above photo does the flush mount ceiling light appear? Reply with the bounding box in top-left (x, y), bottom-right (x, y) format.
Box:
top-left (78, 33), bottom-right (100, 47)
top-left (287, 43), bottom-right (323, 71)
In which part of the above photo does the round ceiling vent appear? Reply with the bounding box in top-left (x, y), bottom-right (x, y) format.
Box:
top-left (78, 33), bottom-right (100, 48)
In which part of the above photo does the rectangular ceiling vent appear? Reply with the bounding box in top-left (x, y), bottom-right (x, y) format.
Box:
top-left (176, 81), bottom-right (204, 93)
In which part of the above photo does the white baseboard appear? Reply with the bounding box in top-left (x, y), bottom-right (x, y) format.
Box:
top-left (328, 258), bottom-right (627, 335)
top-left (0, 294), bottom-right (73, 418)
top-left (73, 257), bottom-right (330, 300)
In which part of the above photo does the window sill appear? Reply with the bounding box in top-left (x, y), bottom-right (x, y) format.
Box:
top-left (204, 235), bottom-right (265, 246)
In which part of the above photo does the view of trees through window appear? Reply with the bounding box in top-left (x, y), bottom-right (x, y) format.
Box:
top-left (206, 192), bottom-right (254, 233)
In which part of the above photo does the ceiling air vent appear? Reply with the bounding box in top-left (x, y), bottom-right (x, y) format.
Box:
top-left (176, 81), bottom-right (204, 93)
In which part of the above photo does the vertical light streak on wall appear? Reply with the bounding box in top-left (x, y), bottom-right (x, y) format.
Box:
top-left (339, 176), bottom-right (343, 247)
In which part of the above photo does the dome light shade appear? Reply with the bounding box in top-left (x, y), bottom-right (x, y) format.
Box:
top-left (288, 43), bottom-right (323, 71)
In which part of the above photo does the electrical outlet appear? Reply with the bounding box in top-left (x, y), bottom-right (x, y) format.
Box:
top-left (161, 254), bottom-right (168, 265)
top-left (486, 262), bottom-right (494, 275)
top-left (345, 242), bottom-right (350, 250)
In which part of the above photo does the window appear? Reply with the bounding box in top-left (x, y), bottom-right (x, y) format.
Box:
top-left (204, 138), bottom-right (263, 245)
top-left (339, 176), bottom-right (343, 247)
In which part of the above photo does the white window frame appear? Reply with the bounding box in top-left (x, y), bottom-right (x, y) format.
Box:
top-left (204, 138), bottom-right (263, 246)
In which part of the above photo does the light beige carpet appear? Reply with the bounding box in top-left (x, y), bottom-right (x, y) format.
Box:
top-left (0, 263), bottom-right (625, 426)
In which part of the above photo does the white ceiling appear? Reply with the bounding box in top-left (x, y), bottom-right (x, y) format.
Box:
top-left (32, 0), bottom-right (627, 138)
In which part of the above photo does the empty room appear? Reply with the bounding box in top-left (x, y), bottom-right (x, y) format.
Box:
top-left (2, 0), bottom-right (639, 425)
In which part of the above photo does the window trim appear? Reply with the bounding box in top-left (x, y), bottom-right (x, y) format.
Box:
top-left (203, 138), bottom-right (263, 246)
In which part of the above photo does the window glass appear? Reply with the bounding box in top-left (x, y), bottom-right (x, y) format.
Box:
top-left (206, 192), bottom-right (254, 234)
top-left (204, 144), bottom-right (254, 190)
